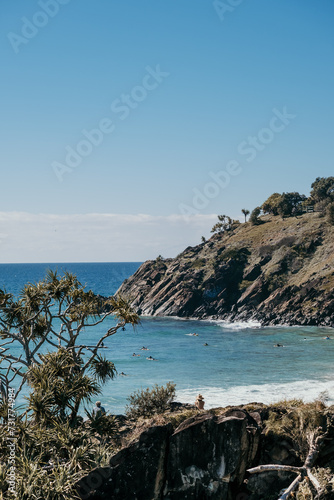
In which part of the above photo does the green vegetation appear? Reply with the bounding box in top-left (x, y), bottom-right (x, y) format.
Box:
top-left (326, 202), bottom-right (334, 225)
top-left (241, 208), bottom-right (250, 222)
top-left (211, 215), bottom-right (239, 234)
top-left (258, 177), bottom-right (334, 221)
top-left (153, 254), bottom-right (167, 269)
top-left (261, 192), bottom-right (282, 215)
top-left (191, 258), bottom-right (206, 269)
top-left (0, 409), bottom-right (117, 499)
top-left (125, 382), bottom-right (176, 419)
top-left (219, 246), bottom-right (250, 263)
top-left (167, 409), bottom-right (199, 429)
top-left (252, 399), bottom-right (334, 499)
top-left (249, 206), bottom-right (261, 225)
top-left (261, 192), bottom-right (306, 218)
top-left (264, 400), bottom-right (326, 460)
top-left (0, 270), bottom-right (138, 421)
top-left (0, 271), bottom-right (139, 499)
top-left (265, 273), bottom-right (288, 293)
top-left (310, 176), bottom-right (334, 205)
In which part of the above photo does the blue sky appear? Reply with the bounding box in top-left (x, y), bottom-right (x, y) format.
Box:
top-left (0, 0), bottom-right (333, 262)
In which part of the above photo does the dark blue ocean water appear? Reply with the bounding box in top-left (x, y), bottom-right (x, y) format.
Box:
top-left (1, 263), bottom-right (333, 414)
top-left (0, 262), bottom-right (141, 298)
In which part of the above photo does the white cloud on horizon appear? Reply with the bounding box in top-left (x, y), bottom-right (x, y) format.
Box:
top-left (0, 212), bottom-right (218, 263)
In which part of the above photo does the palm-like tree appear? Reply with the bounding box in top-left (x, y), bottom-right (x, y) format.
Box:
top-left (0, 271), bottom-right (139, 405)
top-left (241, 208), bottom-right (250, 222)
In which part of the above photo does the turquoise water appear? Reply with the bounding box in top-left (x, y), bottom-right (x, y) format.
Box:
top-left (1, 263), bottom-right (333, 414)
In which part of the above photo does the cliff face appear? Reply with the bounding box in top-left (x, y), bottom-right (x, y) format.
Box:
top-left (77, 404), bottom-right (334, 499)
top-left (117, 213), bottom-right (334, 327)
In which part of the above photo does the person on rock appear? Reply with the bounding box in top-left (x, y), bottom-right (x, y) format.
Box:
top-left (92, 401), bottom-right (106, 418)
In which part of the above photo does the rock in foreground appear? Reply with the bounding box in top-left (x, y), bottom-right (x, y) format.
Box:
top-left (76, 403), bottom-right (334, 499)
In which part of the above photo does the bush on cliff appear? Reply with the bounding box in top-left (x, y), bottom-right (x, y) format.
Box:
top-left (249, 206), bottom-right (261, 225)
top-left (211, 215), bottom-right (239, 234)
top-left (261, 192), bottom-right (306, 217)
top-left (326, 202), bottom-right (334, 225)
top-left (310, 176), bottom-right (334, 204)
top-left (126, 382), bottom-right (176, 419)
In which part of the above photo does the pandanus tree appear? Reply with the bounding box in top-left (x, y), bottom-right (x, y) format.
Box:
top-left (0, 270), bottom-right (139, 421)
top-left (241, 208), bottom-right (250, 222)
top-left (211, 215), bottom-right (239, 234)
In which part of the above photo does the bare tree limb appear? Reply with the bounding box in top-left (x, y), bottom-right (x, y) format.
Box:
top-left (307, 468), bottom-right (322, 495)
top-left (248, 465), bottom-right (305, 475)
top-left (278, 475), bottom-right (303, 500)
top-left (247, 425), bottom-right (330, 500)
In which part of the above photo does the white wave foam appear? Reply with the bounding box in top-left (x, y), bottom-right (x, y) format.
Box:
top-left (213, 319), bottom-right (262, 330)
top-left (177, 379), bottom-right (334, 408)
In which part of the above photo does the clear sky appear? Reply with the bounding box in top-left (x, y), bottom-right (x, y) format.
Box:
top-left (1, 0), bottom-right (333, 262)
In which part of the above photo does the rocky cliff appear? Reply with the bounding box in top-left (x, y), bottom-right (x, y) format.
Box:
top-left (117, 212), bottom-right (334, 327)
top-left (76, 403), bottom-right (334, 499)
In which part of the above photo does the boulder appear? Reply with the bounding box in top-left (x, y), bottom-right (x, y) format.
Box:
top-left (76, 424), bottom-right (172, 500)
top-left (76, 406), bottom-right (334, 499)
top-left (76, 411), bottom-right (260, 500)
top-left (163, 410), bottom-right (259, 499)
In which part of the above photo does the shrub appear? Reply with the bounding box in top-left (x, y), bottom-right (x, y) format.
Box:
top-left (264, 401), bottom-right (326, 461)
top-left (326, 202), bottom-right (334, 225)
top-left (191, 258), bottom-right (206, 269)
top-left (261, 193), bottom-right (282, 215)
top-left (249, 207), bottom-right (261, 225)
top-left (275, 235), bottom-right (296, 248)
top-left (220, 247), bottom-right (250, 263)
top-left (266, 274), bottom-right (288, 293)
top-left (310, 176), bottom-right (334, 204)
top-left (125, 382), bottom-right (176, 419)
top-left (211, 215), bottom-right (239, 234)
top-left (167, 409), bottom-right (198, 429)
top-left (258, 244), bottom-right (274, 257)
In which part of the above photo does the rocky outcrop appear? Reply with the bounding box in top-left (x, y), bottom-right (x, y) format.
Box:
top-left (164, 410), bottom-right (259, 499)
top-left (117, 213), bottom-right (334, 326)
top-left (76, 424), bottom-right (172, 500)
top-left (76, 409), bottom-right (260, 500)
top-left (76, 405), bottom-right (334, 499)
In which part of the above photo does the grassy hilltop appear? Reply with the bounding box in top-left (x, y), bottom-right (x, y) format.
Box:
top-left (118, 179), bottom-right (334, 327)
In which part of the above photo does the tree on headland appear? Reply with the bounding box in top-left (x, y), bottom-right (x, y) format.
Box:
top-left (249, 207), bottom-right (261, 225)
top-left (262, 192), bottom-right (306, 218)
top-left (211, 215), bottom-right (231, 234)
top-left (241, 208), bottom-right (250, 222)
top-left (261, 193), bottom-right (282, 215)
top-left (326, 202), bottom-right (334, 225)
top-left (310, 176), bottom-right (334, 204)
top-left (211, 215), bottom-right (239, 234)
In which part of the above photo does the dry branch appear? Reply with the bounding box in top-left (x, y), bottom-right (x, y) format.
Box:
top-left (278, 474), bottom-right (303, 500)
top-left (247, 426), bottom-right (330, 500)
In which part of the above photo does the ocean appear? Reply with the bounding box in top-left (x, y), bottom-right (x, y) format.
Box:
top-left (1, 262), bottom-right (333, 414)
